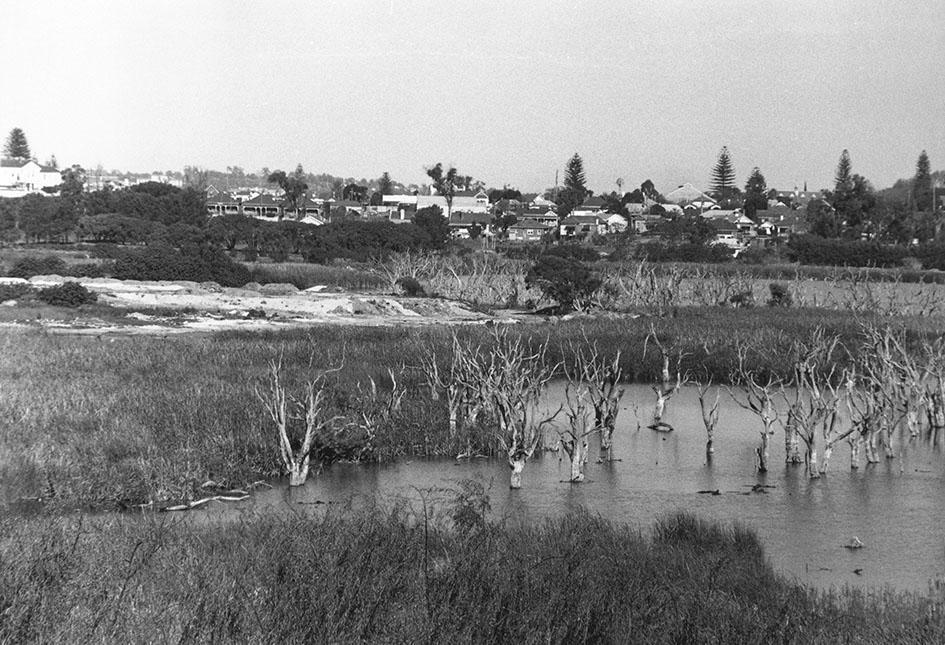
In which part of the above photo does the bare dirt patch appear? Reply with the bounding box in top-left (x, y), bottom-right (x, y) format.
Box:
top-left (0, 275), bottom-right (518, 334)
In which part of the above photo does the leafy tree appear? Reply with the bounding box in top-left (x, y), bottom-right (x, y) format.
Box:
top-left (4, 128), bottom-right (30, 160)
top-left (268, 164), bottom-right (308, 219)
top-left (743, 167), bottom-right (768, 220)
top-left (640, 179), bottom-right (660, 202)
top-left (913, 150), bottom-right (932, 212)
top-left (413, 205), bottom-right (450, 249)
top-left (806, 198), bottom-right (840, 238)
top-left (377, 171), bottom-right (393, 196)
top-left (342, 183), bottom-right (367, 202)
top-left (651, 212), bottom-right (714, 245)
top-left (711, 146), bottom-right (736, 201)
top-left (426, 163), bottom-right (460, 218)
top-left (525, 255), bottom-right (601, 313)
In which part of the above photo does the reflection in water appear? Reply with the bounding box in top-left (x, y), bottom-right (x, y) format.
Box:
top-left (197, 385), bottom-right (945, 592)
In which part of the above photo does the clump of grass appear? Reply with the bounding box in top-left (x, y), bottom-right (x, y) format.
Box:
top-left (1, 507), bottom-right (942, 642)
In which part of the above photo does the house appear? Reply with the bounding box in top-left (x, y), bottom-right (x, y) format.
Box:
top-left (240, 193), bottom-right (282, 219)
top-left (283, 195), bottom-right (324, 221)
top-left (571, 195), bottom-right (606, 217)
top-left (559, 215), bottom-right (604, 238)
top-left (605, 213), bottom-right (629, 233)
top-left (0, 159), bottom-right (61, 193)
top-left (507, 219), bottom-right (556, 242)
top-left (206, 192), bottom-right (242, 217)
top-left (664, 183), bottom-right (716, 206)
top-left (448, 212), bottom-right (493, 238)
top-left (416, 188), bottom-right (490, 215)
top-left (760, 211), bottom-right (808, 236)
top-left (774, 189), bottom-right (822, 209)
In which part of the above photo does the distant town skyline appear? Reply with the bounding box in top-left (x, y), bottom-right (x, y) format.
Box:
top-left (3, 0), bottom-right (943, 194)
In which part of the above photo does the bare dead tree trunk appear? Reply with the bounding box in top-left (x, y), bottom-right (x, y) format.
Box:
top-left (647, 329), bottom-right (683, 424)
top-left (257, 357), bottom-right (339, 487)
top-left (564, 337), bottom-right (625, 463)
top-left (560, 385), bottom-right (592, 482)
top-left (694, 376), bottom-right (720, 458)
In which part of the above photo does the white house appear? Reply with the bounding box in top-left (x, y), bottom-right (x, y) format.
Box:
top-left (0, 159), bottom-right (61, 193)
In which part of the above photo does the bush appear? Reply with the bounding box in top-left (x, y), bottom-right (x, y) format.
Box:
top-left (112, 245), bottom-right (250, 287)
top-left (396, 276), bottom-right (425, 297)
top-left (8, 255), bottom-right (67, 278)
top-left (525, 255), bottom-right (601, 312)
top-left (0, 282), bottom-right (33, 302)
top-left (36, 282), bottom-right (97, 307)
top-left (767, 282), bottom-right (793, 307)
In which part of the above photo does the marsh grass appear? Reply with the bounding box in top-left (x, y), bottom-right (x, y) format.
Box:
top-left (2, 308), bottom-right (942, 509)
top-left (0, 505), bottom-right (942, 643)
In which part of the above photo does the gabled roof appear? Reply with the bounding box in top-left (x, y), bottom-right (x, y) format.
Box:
top-left (449, 212), bottom-right (492, 224)
top-left (582, 196), bottom-right (606, 209)
top-left (664, 183), bottom-right (715, 205)
top-left (561, 215), bottom-right (602, 225)
top-left (242, 193), bottom-right (281, 207)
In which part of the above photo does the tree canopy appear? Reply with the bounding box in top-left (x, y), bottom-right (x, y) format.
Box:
top-left (426, 162), bottom-right (459, 217)
top-left (743, 167), bottom-right (768, 220)
top-left (268, 164), bottom-right (308, 218)
top-left (913, 150), bottom-right (932, 212)
top-left (4, 128), bottom-right (30, 160)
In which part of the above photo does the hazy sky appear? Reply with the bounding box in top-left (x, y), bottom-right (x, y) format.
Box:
top-left (3, 1), bottom-right (943, 193)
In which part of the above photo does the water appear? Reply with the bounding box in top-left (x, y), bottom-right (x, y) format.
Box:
top-left (199, 384), bottom-right (945, 593)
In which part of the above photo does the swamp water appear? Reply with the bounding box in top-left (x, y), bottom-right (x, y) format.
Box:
top-left (197, 384), bottom-right (945, 593)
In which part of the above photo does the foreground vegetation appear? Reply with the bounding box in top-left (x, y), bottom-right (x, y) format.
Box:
top-left (1, 502), bottom-right (942, 643)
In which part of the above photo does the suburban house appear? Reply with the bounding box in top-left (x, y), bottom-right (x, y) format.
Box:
top-left (206, 192), bottom-right (242, 216)
top-left (559, 214), bottom-right (605, 238)
top-left (605, 213), bottom-right (629, 233)
top-left (417, 188), bottom-right (490, 215)
top-left (0, 159), bottom-right (61, 194)
top-left (507, 219), bottom-right (556, 242)
top-left (571, 195), bottom-right (606, 217)
top-left (774, 188), bottom-right (822, 209)
top-left (240, 193), bottom-right (282, 219)
top-left (448, 212), bottom-right (493, 238)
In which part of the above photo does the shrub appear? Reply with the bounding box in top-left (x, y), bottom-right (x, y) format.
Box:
top-left (8, 255), bottom-right (67, 278)
top-left (0, 283), bottom-right (33, 302)
top-left (112, 245), bottom-right (250, 287)
top-left (767, 282), bottom-right (793, 307)
top-left (525, 255), bottom-right (601, 312)
top-left (396, 276), bottom-right (425, 297)
top-left (36, 282), bottom-right (97, 307)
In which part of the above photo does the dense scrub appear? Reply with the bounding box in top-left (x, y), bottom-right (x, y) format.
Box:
top-left (0, 506), bottom-right (941, 643)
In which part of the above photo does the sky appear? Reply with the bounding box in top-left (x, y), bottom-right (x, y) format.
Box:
top-left (2, 0), bottom-right (943, 194)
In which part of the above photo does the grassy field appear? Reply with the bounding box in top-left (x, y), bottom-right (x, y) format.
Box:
top-left (1, 307), bottom-right (943, 510)
top-left (1, 503), bottom-right (942, 643)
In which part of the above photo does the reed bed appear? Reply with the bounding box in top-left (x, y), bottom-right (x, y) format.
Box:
top-left (0, 504), bottom-right (941, 643)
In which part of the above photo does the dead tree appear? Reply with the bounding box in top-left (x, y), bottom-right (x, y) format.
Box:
top-left (257, 356), bottom-right (341, 486)
top-left (729, 342), bottom-right (781, 473)
top-left (558, 385), bottom-right (593, 482)
top-left (645, 328), bottom-right (683, 426)
top-left (564, 336), bottom-right (625, 462)
top-left (693, 373), bottom-right (721, 458)
top-left (481, 328), bottom-right (560, 488)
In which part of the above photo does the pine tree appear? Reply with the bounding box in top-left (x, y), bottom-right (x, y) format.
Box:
top-left (913, 150), bottom-right (932, 212)
top-left (564, 153), bottom-right (587, 193)
top-left (555, 153), bottom-right (588, 219)
top-left (4, 128), bottom-right (30, 160)
top-left (834, 149), bottom-right (852, 192)
top-left (711, 146), bottom-right (736, 200)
